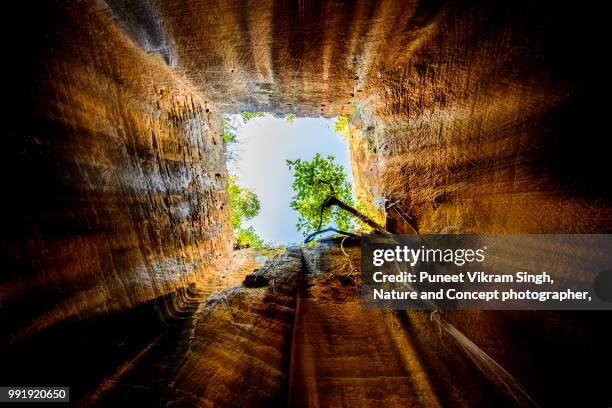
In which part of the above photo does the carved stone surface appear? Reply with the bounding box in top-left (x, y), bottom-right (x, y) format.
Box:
top-left (2, 0), bottom-right (610, 406)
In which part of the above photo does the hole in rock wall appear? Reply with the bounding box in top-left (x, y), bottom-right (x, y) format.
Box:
top-left (223, 112), bottom-right (356, 246)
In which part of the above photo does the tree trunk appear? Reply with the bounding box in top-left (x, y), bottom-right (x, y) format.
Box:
top-left (324, 196), bottom-right (389, 234)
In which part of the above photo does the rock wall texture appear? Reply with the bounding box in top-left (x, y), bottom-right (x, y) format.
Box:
top-left (94, 247), bottom-right (302, 407)
top-left (2, 0), bottom-right (611, 406)
top-left (2, 0), bottom-right (232, 399)
top-left (292, 241), bottom-right (611, 408)
top-left (3, 0), bottom-right (232, 341)
top-left (147, 0), bottom-right (428, 116)
top-left (292, 241), bottom-right (438, 407)
top-left (343, 1), bottom-right (610, 234)
top-left (123, 0), bottom-right (610, 233)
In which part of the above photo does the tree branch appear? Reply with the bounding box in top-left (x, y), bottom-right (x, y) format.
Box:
top-left (316, 196), bottom-right (331, 231)
top-left (317, 179), bottom-right (336, 196)
top-left (322, 196), bottom-right (389, 234)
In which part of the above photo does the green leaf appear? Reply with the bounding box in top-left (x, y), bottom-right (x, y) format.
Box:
top-left (241, 111), bottom-right (265, 123)
top-left (234, 226), bottom-right (264, 248)
top-left (286, 153), bottom-right (355, 236)
top-left (228, 175), bottom-right (261, 231)
top-left (334, 114), bottom-right (350, 139)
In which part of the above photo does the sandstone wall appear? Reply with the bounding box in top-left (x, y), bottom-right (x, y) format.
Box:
top-left (141, 0), bottom-right (610, 233)
top-left (93, 248), bottom-right (302, 407)
top-left (2, 0), bottom-right (232, 347)
top-left (347, 1), bottom-right (611, 234)
top-left (2, 0), bottom-right (610, 406)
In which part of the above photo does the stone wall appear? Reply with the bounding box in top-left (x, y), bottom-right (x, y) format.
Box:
top-left (1, 0), bottom-right (610, 406)
top-left (2, 0), bottom-right (232, 346)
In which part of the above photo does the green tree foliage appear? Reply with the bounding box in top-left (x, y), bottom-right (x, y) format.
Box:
top-left (228, 176), bottom-right (260, 229)
top-left (228, 176), bottom-right (263, 247)
top-left (286, 153), bottom-right (355, 236)
top-left (234, 226), bottom-right (264, 248)
top-left (334, 114), bottom-right (350, 139)
top-left (223, 112), bottom-right (266, 145)
top-left (285, 113), bottom-right (296, 124)
top-left (222, 116), bottom-right (237, 144)
top-left (355, 193), bottom-right (384, 232)
top-left (240, 111), bottom-right (265, 123)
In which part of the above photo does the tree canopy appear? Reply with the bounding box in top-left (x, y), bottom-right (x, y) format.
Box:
top-left (240, 111), bottom-right (265, 123)
top-left (224, 111), bottom-right (298, 248)
top-left (286, 153), bottom-right (355, 236)
top-left (228, 176), bottom-right (263, 247)
top-left (234, 226), bottom-right (263, 248)
top-left (334, 114), bottom-right (350, 139)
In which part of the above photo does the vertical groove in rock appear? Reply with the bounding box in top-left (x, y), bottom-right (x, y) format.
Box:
top-left (2, 0), bottom-right (611, 406)
top-left (289, 240), bottom-right (483, 407)
top-left (94, 248), bottom-right (303, 407)
top-left (348, 1), bottom-right (610, 234)
top-left (3, 0), bottom-right (231, 345)
top-left (2, 0), bottom-right (232, 401)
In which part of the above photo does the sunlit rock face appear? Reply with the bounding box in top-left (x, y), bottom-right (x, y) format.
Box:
top-left (94, 248), bottom-right (303, 407)
top-left (2, 0), bottom-right (611, 406)
top-left (145, 0), bottom-right (609, 232)
top-left (293, 241), bottom-right (612, 408)
top-left (344, 1), bottom-right (611, 234)
top-left (2, 0), bottom-right (231, 351)
top-left (291, 241), bottom-right (509, 408)
top-left (149, 0), bottom-right (424, 116)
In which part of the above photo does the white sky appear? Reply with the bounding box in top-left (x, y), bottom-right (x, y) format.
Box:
top-left (227, 114), bottom-right (353, 245)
